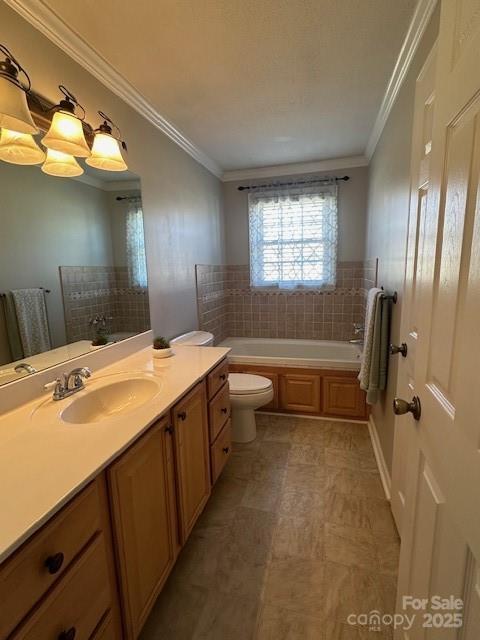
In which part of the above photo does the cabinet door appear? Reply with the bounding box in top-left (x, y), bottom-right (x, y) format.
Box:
top-left (322, 375), bottom-right (367, 419)
top-left (280, 373), bottom-right (320, 413)
top-left (173, 380), bottom-right (211, 543)
top-left (108, 416), bottom-right (176, 639)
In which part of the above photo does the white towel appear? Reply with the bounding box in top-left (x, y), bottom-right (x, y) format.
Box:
top-left (11, 288), bottom-right (51, 357)
top-left (358, 287), bottom-right (382, 395)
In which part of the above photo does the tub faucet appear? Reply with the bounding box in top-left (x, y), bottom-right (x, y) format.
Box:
top-left (353, 323), bottom-right (364, 336)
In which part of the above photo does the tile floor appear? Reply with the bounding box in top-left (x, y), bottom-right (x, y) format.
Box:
top-left (141, 414), bottom-right (400, 640)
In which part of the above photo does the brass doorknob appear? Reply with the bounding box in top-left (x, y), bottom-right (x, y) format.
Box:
top-left (393, 396), bottom-right (421, 420)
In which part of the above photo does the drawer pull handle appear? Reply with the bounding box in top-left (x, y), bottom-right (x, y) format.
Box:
top-left (58, 627), bottom-right (76, 640)
top-left (45, 552), bottom-right (64, 575)
top-left (221, 407), bottom-right (228, 414)
top-left (177, 411), bottom-right (187, 421)
top-left (165, 425), bottom-right (174, 435)
top-left (222, 446), bottom-right (230, 454)
top-left (219, 373), bottom-right (226, 381)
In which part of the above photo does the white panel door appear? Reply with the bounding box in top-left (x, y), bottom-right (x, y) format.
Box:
top-left (395, 1), bottom-right (480, 638)
top-left (391, 44), bottom-right (437, 534)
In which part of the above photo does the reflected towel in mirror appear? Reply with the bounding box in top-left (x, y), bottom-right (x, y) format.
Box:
top-left (11, 288), bottom-right (51, 357)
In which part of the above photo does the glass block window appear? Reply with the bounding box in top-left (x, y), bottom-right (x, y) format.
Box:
top-left (248, 183), bottom-right (338, 289)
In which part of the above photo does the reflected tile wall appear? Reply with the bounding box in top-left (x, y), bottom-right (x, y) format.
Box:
top-left (196, 261), bottom-right (378, 344)
top-left (60, 266), bottom-right (150, 343)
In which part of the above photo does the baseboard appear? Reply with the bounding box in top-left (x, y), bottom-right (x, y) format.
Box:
top-left (367, 414), bottom-right (392, 501)
top-left (259, 411), bottom-right (367, 424)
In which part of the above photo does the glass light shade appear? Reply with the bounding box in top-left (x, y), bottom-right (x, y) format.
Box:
top-left (41, 148), bottom-right (84, 177)
top-left (42, 110), bottom-right (91, 157)
top-left (0, 129), bottom-right (45, 165)
top-left (85, 132), bottom-right (128, 171)
top-left (0, 76), bottom-right (38, 135)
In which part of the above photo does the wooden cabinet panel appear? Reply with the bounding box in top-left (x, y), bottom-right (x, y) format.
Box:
top-left (108, 416), bottom-right (176, 639)
top-left (0, 478), bottom-right (104, 639)
top-left (91, 611), bottom-right (117, 640)
top-left (173, 380), bottom-right (211, 543)
top-left (208, 382), bottom-right (231, 442)
top-left (207, 359), bottom-right (229, 400)
top-left (210, 420), bottom-right (232, 485)
top-left (322, 375), bottom-right (367, 419)
top-left (280, 374), bottom-right (321, 413)
top-left (11, 533), bottom-right (111, 640)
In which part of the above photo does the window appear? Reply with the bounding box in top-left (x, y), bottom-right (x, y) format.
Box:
top-left (126, 197), bottom-right (148, 288)
top-left (248, 184), bottom-right (338, 289)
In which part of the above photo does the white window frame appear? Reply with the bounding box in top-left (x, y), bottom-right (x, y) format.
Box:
top-left (248, 183), bottom-right (338, 289)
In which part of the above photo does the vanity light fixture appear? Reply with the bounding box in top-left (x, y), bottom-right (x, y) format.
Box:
top-left (86, 111), bottom-right (128, 171)
top-left (41, 148), bottom-right (83, 178)
top-left (0, 128), bottom-right (45, 165)
top-left (0, 44), bottom-right (38, 134)
top-left (42, 85), bottom-right (91, 158)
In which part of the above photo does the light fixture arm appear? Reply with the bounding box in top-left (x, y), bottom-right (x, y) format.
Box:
top-left (97, 111), bottom-right (121, 137)
top-left (54, 84), bottom-right (86, 120)
top-left (0, 43), bottom-right (32, 91)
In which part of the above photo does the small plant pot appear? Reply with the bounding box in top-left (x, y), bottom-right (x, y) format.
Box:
top-left (152, 347), bottom-right (173, 359)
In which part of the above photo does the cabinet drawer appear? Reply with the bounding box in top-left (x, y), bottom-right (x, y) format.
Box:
top-left (0, 478), bottom-right (104, 639)
top-left (210, 420), bottom-right (232, 485)
top-left (11, 533), bottom-right (112, 640)
top-left (208, 382), bottom-right (231, 442)
top-left (207, 359), bottom-right (229, 400)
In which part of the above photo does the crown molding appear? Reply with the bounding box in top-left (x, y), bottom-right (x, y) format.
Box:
top-left (222, 155), bottom-right (368, 182)
top-left (4, 0), bottom-right (223, 179)
top-left (365, 0), bottom-right (438, 160)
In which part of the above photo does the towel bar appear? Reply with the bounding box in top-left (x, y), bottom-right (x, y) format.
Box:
top-left (0, 288), bottom-right (51, 298)
top-left (380, 287), bottom-right (397, 304)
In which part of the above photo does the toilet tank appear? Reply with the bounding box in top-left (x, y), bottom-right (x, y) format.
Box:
top-left (170, 331), bottom-right (214, 346)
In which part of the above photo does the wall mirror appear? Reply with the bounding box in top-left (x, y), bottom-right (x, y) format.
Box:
top-left (0, 160), bottom-right (150, 386)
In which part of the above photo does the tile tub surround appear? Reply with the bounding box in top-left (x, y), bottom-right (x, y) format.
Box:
top-left (60, 266), bottom-right (150, 343)
top-left (140, 414), bottom-right (399, 639)
top-left (196, 261), bottom-right (378, 343)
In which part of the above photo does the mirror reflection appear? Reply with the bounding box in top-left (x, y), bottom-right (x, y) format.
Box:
top-left (0, 161), bottom-right (150, 385)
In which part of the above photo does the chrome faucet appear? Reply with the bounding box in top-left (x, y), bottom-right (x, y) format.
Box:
top-left (14, 362), bottom-right (37, 374)
top-left (45, 367), bottom-right (92, 401)
top-left (349, 323), bottom-right (364, 346)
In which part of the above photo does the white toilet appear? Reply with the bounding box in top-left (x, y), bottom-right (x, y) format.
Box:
top-left (170, 331), bottom-right (273, 442)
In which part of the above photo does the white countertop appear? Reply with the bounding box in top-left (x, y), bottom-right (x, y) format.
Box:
top-left (0, 344), bottom-right (229, 564)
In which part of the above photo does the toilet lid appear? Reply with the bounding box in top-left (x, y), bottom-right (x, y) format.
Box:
top-left (228, 373), bottom-right (272, 395)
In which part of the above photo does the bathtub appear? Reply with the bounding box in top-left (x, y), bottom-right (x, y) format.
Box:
top-left (219, 337), bottom-right (362, 371)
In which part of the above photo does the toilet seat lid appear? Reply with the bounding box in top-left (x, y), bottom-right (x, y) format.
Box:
top-left (228, 373), bottom-right (272, 395)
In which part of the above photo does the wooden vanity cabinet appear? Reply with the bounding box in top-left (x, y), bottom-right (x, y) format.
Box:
top-left (107, 415), bottom-right (178, 640)
top-left (0, 476), bottom-right (120, 640)
top-left (206, 359), bottom-right (232, 485)
top-left (1, 358), bottom-right (231, 640)
top-left (173, 380), bottom-right (211, 543)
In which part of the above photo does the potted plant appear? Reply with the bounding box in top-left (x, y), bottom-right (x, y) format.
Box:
top-left (152, 336), bottom-right (173, 358)
top-left (90, 328), bottom-right (110, 350)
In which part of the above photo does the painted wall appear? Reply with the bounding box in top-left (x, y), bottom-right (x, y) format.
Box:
top-left (364, 7), bottom-right (440, 473)
top-left (223, 166), bottom-right (369, 264)
top-left (0, 162), bottom-right (114, 362)
top-left (0, 4), bottom-right (225, 344)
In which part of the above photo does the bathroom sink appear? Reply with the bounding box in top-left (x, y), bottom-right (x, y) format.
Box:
top-left (60, 377), bottom-right (160, 425)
